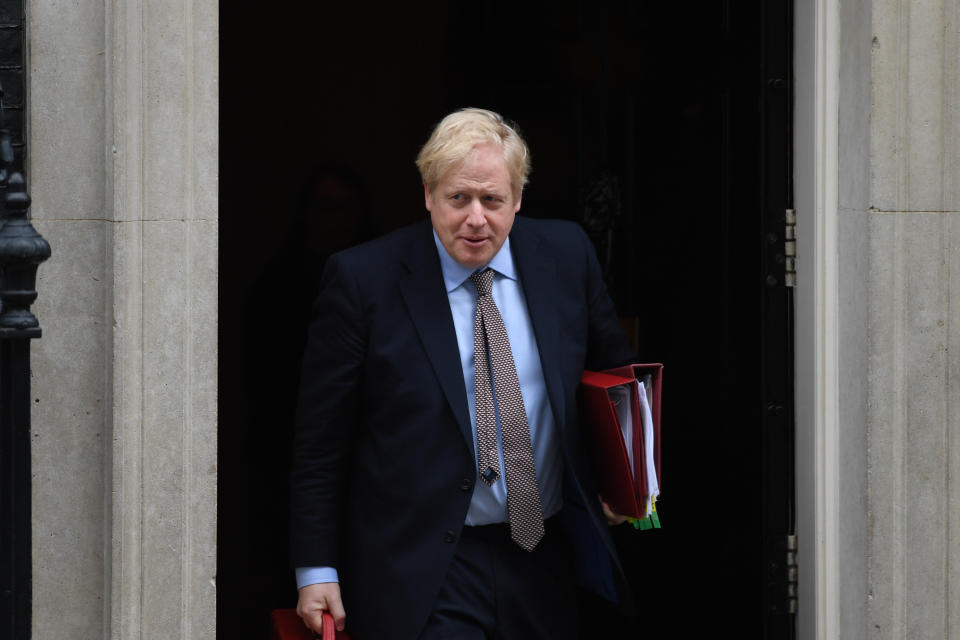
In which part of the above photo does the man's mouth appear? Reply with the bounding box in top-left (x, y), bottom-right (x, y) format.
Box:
top-left (461, 236), bottom-right (488, 247)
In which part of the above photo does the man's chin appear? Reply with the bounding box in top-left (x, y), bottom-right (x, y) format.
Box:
top-left (453, 249), bottom-right (492, 270)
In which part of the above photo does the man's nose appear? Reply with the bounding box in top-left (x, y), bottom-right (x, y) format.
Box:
top-left (465, 201), bottom-right (486, 226)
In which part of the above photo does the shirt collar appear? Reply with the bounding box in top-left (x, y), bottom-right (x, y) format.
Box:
top-left (432, 229), bottom-right (517, 293)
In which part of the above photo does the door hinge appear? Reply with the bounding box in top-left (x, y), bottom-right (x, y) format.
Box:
top-left (785, 534), bottom-right (798, 614)
top-left (767, 533), bottom-right (799, 615)
top-left (784, 209), bottom-right (796, 288)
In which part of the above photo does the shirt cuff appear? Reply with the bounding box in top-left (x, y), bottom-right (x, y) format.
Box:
top-left (295, 566), bottom-right (339, 589)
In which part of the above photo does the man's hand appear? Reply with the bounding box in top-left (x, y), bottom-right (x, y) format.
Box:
top-left (600, 498), bottom-right (629, 526)
top-left (297, 582), bottom-right (346, 635)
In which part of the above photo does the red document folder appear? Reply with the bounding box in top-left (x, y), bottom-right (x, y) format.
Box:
top-left (271, 609), bottom-right (350, 640)
top-left (579, 364), bottom-right (663, 519)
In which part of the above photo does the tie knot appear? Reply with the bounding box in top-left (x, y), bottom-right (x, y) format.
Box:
top-left (470, 268), bottom-right (495, 296)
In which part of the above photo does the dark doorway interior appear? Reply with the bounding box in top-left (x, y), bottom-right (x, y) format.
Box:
top-left (219, 1), bottom-right (794, 638)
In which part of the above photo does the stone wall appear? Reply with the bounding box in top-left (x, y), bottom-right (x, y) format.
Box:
top-left (28, 1), bottom-right (218, 638)
top-left (838, 0), bottom-right (872, 637)
top-left (794, 0), bottom-right (957, 636)
top-left (29, 0), bottom-right (111, 634)
top-left (866, 1), bottom-right (960, 637)
top-left (832, 0), bottom-right (960, 638)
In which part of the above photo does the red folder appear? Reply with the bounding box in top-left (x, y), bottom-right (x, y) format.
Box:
top-left (271, 609), bottom-right (350, 640)
top-left (579, 364), bottom-right (662, 519)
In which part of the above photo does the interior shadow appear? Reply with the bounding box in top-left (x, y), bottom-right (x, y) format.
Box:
top-left (219, 1), bottom-right (776, 637)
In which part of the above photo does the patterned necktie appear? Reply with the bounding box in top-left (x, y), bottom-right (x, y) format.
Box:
top-left (470, 268), bottom-right (544, 551)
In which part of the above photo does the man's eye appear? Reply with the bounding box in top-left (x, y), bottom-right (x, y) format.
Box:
top-left (451, 194), bottom-right (464, 201)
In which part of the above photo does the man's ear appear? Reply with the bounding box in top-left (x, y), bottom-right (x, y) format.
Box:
top-left (423, 183), bottom-right (433, 212)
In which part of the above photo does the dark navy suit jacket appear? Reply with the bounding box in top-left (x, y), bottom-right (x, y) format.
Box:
top-left (290, 216), bottom-right (635, 640)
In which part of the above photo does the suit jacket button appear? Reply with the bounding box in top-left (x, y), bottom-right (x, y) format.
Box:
top-left (460, 478), bottom-right (473, 491)
top-left (444, 530), bottom-right (456, 543)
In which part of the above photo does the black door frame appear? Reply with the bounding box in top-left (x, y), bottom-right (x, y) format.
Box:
top-left (759, 0), bottom-right (797, 636)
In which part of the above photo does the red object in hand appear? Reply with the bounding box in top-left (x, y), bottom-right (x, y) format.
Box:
top-left (271, 609), bottom-right (349, 640)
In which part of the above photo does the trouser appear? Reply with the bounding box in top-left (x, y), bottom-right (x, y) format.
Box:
top-left (418, 516), bottom-right (579, 640)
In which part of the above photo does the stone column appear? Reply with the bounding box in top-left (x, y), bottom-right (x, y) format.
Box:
top-left (866, 1), bottom-right (960, 638)
top-left (29, 1), bottom-right (218, 638)
top-left (837, 0), bottom-right (872, 638)
top-left (797, 0), bottom-right (958, 636)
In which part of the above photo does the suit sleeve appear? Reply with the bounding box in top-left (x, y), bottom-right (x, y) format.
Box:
top-left (289, 253), bottom-right (368, 568)
top-left (579, 226), bottom-right (636, 370)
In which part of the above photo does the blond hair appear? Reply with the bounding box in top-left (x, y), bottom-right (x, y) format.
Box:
top-left (416, 108), bottom-right (530, 197)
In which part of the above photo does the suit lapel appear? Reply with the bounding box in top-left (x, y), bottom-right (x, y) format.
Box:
top-left (510, 219), bottom-right (567, 433)
top-left (398, 222), bottom-right (473, 451)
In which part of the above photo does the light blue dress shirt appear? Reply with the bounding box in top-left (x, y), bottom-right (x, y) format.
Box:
top-left (296, 232), bottom-right (563, 589)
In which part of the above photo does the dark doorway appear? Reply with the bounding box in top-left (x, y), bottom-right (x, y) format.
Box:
top-left (218, 1), bottom-right (795, 638)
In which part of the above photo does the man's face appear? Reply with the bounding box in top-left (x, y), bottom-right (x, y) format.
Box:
top-left (425, 143), bottom-right (521, 269)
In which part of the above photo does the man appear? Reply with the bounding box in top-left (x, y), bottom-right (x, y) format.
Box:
top-left (291, 108), bottom-right (635, 639)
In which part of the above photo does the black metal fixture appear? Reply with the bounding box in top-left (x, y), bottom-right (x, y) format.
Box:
top-left (0, 152), bottom-right (49, 640)
top-left (0, 2), bottom-right (49, 637)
